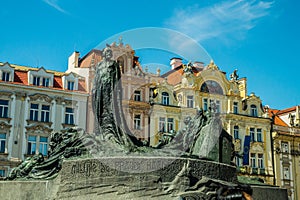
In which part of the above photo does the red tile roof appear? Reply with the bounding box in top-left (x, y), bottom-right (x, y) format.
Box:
top-left (269, 109), bottom-right (288, 126)
top-left (0, 62), bottom-right (86, 93)
top-left (277, 106), bottom-right (296, 115)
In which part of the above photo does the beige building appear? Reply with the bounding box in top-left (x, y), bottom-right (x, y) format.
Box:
top-left (0, 62), bottom-right (88, 178)
top-left (270, 106), bottom-right (300, 200)
top-left (70, 42), bottom-right (273, 184)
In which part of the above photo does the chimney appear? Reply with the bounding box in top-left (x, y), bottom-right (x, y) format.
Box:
top-left (170, 57), bottom-right (183, 69)
top-left (68, 51), bottom-right (80, 70)
top-left (193, 61), bottom-right (204, 68)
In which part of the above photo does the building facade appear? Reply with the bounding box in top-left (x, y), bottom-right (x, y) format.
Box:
top-left (0, 62), bottom-right (88, 178)
top-left (69, 42), bottom-right (273, 184)
top-left (271, 106), bottom-right (300, 200)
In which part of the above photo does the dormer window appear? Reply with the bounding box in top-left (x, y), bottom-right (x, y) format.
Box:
top-left (162, 92), bottom-right (169, 105)
top-left (33, 76), bottom-right (40, 86)
top-left (2, 71), bottom-right (10, 81)
top-left (0, 63), bottom-right (14, 82)
top-left (62, 73), bottom-right (78, 91)
top-left (67, 81), bottom-right (75, 90)
top-left (43, 77), bottom-right (50, 87)
top-left (28, 68), bottom-right (53, 87)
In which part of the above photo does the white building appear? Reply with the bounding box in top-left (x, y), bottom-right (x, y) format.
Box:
top-left (0, 62), bottom-right (88, 177)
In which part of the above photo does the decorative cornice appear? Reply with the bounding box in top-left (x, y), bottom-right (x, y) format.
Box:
top-left (25, 123), bottom-right (53, 133)
top-left (0, 91), bottom-right (13, 98)
top-left (29, 93), bottom-right (53, 103)
top-left (0, 121), bottom-right (12, 130)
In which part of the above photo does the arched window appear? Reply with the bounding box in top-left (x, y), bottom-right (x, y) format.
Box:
top-left (233, 126), bottom-right (239, 139)
top-left (250, 104), bottom-right (258, 117)
top-left (200, 80), bottom-right (223, 95)
top-left (162, 92), bottom-right (169, 105)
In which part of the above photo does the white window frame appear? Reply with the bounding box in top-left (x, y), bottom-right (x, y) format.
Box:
top-left (27, 135), bottom-right (37, 155)
top-left (233, 125), bottom-right (239, 139)
top-left (67, 80), bottom-right (75, 90)
top-left (41, 105), bottom-right (50, 122)
top-left (62, 73), bottom-right (78, 90)
top-left (0, 133), bottom-right (7, 153)
top-left (27, 135), bottom-right (49, 156)
top-left (258, 154), bottom-right (264, 169)
top-left (159, 117), bottom-right (166, 132)
top-left (134, 114), bottom-right (141, 130)
top-left (30, 103), bottom-right (39, 121)
top-left (250, 153), bottom-right (256, 168)
top-left (250, 104), bottom-right (258, 117)
top-left (39, 136), bottom-right (48, 156)
top-left (162, 92), bottom-right (169, 105)
top-left (1, 71), bottom-right (10, 81)
top-left (257, 128), bottom-right (263, 142)
top-left (0, 99), bottom-right (9, 118)
top-left (233, 102), bottom-right (238, 114)
top-left (167, 118), bottom-right (174, 133)
top-left (134, 90), bottom-right (141, 101)
top-left (187, 95), bottom-right (194, 108)
top-left (65, 107), bottom-right (75, 125)
top-left (0, 63), bottom-right (14, 82)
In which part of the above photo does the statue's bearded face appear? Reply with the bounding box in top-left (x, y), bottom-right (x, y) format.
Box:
top-left (104, 49), bottom-right (113, 59)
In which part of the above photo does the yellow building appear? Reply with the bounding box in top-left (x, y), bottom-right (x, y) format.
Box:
top-left (270, 106), bottom-right (300, 200)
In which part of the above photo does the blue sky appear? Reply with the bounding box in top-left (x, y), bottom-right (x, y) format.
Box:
top-left (1, 0), bottom-right (299, 109)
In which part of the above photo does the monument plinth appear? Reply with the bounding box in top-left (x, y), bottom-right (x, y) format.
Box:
top-left (1, 45), bottom-right (288, 200)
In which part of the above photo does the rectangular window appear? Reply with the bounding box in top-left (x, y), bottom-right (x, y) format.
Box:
top-left (134, 90), bottom-right (141, 101)
top-left (203, 98), bottom-right (208, 111)
top-left (2, 71), bottom-right (10, 81)
top-left (0, 133), bottom-right (6, 153)
top-left (39, 137), bottom-right (48, 156)
top-left (187, 96), bottom-right (194, 108)
top-left (41, 105), bottom-right (50, 122)
top-left (283, 167), bottom-right (290, 180)
top-left (216, 100), bottom-right (221, 113)
top-left (233, 102), bottom-right (238, 114)
top-left (30, 103), bottom-right (39, 121)
top-left (42, 77), bottom-right (50, 87)
top-left (65, 107), bottom-right (75, 125)
top-left (33, 76), bottom-right (40, 86)
top-left (257, 128), bottom-right (262, 142)
top-left (250, 153), bottom-right (256, 168)
top-left (134, 114), bottom-right (141, 130)
top-left (27, 135), bottom-right (37, 155)
top-left (0, 169), bottom-right (5, 177)
top-left (167, 118), bottom-right (174, 132)
top-left (162, 92), bottom-right (169, 105)
top-left (233, 126), bottom-right (239, 139)
top-left (282, 142), bottom-right (289, 153)
top-left (0, 99), bottom-right (9, 118)
top-left (250, 128), bottom-right (255, 142)
top-left (67, 81), bottom-right (75, 90)
top-left (159, 117), bottom-right (166, 132)
top-left (258, 154), bottom-right (264, 169)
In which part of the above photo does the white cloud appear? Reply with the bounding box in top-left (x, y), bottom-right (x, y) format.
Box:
top-left (43, 0), bottom-right (69, 14)
top-left (165, 0), bottom-right (274, 42)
